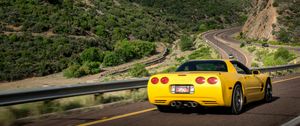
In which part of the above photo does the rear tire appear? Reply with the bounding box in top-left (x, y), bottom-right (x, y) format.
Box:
top-left (156, 105), bottom-right (172, 112)
top-left (231, 84), bottom-right (244, 114)
top-left (264, 81), bottom-right (272, 102)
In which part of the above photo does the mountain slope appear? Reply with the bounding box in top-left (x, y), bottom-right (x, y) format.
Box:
top-left (0, 0), bottom-right (249, 81)
top-left (242, 0), bottom-right (299, 43)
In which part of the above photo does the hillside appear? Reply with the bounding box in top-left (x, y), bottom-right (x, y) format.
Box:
top-left (242, 0), bottom-right (299, 43)
top-left (0, 0), bottom-right (249, 81)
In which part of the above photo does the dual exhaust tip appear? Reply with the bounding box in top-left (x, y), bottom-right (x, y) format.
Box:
top-left (170, 101), bottom-right (198, 108)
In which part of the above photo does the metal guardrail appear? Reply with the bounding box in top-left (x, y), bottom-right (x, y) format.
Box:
top-left (0, 78), bottom-right (148, 106)
top-left (0, 63), bottom-right (299, 106)
top-left (251, 63), bottom-right (300, 73)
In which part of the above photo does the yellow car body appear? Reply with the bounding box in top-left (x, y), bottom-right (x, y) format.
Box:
top-left (147, 60), bottom-right (272, 114)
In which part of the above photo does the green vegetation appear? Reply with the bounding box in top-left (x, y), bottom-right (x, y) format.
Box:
top-left (246, 46), bottom-right (256, 53)
top-left (188, 47), bottom-right (213, 60)
top-left (255, 47), bottom-right (296, 66)
top-left (131, 0), bottom-right (250, 31)
top-left (0, 0), bottom-right (250, 81)
top-left (114, 40), bottom-right (156, 62)
top-left (240, 42), bottom-right (245, 48)
top-left (274, 0), bottom-right (300, 43)
top-left (179, 35), bottom-right (194, 51)
top-left (0, 34), bottom-right (105, 81)
top-left (128, 63), bottom-right (149, 77)
top-left (80, 48), bottom-right (105, 63)
top-left (161, 66), bottom-right (177, 73)
top-left (251, 62), bottom-right (259, 67)
top-left (63, 40), bottom-right (155, 77)
top-left (63, 62), bottom-right (101, 78)
top-left (237, 36), bottom-right (300, 47)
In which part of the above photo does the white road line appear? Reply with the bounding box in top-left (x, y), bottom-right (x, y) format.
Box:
top-left (281, 115), bottom-right (300, 126)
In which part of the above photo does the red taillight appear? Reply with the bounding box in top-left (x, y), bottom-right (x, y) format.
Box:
top-left (160, 77), bottom-right (169, 84)
top-left (195, 77), bottom-right (205, 84)
top-left (151, 77), bottom-right (159, 84)
top-left (207, 77), bottom-right (218, 84)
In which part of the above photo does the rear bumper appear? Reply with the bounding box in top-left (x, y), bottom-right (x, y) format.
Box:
top-left (149, 96), bottom-right (225, 107)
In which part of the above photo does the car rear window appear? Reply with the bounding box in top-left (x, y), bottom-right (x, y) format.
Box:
top-left (176, 60), bottom-right (228, 72)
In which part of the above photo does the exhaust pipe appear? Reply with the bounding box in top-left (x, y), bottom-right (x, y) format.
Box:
top-left (170, 101), bottom-right (176, 107)
top-left (191, 102), bottom-right (198, 107)
top-left (176, 101), bottom-right (182, 107)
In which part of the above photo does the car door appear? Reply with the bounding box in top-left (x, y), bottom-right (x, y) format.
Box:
top-left (230, 61), bottom-right (261, 100)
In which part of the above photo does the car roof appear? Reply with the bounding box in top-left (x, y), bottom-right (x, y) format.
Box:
top-left (186, 59), bottom-right (240, 63)
top-left (186, 59), bottom-right (230, 62)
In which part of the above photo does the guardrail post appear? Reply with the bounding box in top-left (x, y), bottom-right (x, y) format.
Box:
top-left (94, 93), bottom-right (104, 103)
top-left (130, 88), bottom-right (139, 93)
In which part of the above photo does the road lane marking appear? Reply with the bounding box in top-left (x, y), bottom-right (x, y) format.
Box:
top-left (78, 75), bottom-right (300, 126)
top-left (78, 108), bottom-right (157, 126)
top-left (281, 115), bottom-right (300, 126)
top-left (273, 76), bottom-right (300, 84)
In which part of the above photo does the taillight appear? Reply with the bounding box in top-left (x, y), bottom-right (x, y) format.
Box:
top-left (151, 77), bottom-right (159, 84)
top-left (207, 77), bottom-right (218, 84)
top-left (160, 77), bottom-right (169, 84)
top-left (195, 77), bottom-right (205, 84)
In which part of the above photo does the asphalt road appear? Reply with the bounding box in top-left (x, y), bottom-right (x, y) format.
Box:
top-left (203, 28), bottom-right (248, 66)
top-left (23, 74), bottom-right (300, 126)
top-left (203, 27), bottom-right (300, 67)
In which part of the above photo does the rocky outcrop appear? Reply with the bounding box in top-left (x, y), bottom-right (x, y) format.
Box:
top-left (242, 0), bottom-right (278, 41)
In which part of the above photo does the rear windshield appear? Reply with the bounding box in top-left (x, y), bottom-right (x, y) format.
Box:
top-left (176, 60), bottom-right (228, 72)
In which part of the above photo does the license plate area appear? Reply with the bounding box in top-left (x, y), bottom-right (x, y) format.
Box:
top-left (171, 85), bottom-right (194, 94)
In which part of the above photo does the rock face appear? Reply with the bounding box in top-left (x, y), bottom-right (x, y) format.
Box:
top-left (242, 0), bottom-right (278, 41)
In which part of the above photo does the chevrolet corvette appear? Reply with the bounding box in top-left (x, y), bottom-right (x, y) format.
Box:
top-left (147, 60), bottom-right (272, 114)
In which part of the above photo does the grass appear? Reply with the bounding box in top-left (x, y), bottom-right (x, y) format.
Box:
top-left (0, 88), bottom-right (147, 125)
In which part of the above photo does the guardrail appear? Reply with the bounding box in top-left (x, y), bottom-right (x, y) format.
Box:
top-left (0, 78), bottom-right (148, 106)
top-left (251, 63), bottom-right (300, 73)
top-left (0, 63), bottom-right (299, 106)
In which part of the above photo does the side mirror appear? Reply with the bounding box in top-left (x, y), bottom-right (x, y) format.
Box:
top-left (252, 70), bottom-right (260, 75)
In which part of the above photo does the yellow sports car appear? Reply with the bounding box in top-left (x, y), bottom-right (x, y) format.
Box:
top-left (147, 60), bottom-right (272, 114)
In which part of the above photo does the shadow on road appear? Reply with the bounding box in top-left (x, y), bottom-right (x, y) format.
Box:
top-left (164, 96), bottom-right (280, 115)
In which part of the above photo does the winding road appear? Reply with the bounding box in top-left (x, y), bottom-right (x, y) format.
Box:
top-left (202, 28), bottom-right (250, 66)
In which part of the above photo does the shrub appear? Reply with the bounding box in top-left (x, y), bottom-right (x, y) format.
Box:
top-left (272, 1), bottom-right (279, 7)
top-left (128, 63), bottom-right (149, 77)
top-left (114, 40), bottom-right (156, 60)
top-left (161, 66), bottom-right (177, 73)
top-left (63, 61), bottom-right (101, 78)
top-left (247, 46), bottom-right (256, 53)
top-left (198, 23), bottom-right (208, 32)
top-left (63, 64), bottom-right (81, 78)
top-left (251, 62), bottom-right (259, 67)
top-left (179, 35), bottom-right (194, 51)
top-left (188, 47), bottom-right (212, 60)
top-left (274, 47), bottom-right (295, 61)
top-left (240, 42), bottom-right (245, 48)
top-left (80, 47), bottom-right (105, 63)
top-left (277, 29), bottom-right (291, 42)
top-left (82, 62), bottom-right (101, 74)
top-left (62, 102), bottom-right (82, 111)
top-left (102, 52), bottom-right (124, 67)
